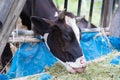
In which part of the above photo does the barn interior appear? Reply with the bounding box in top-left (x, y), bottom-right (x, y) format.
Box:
top-left (0, 0), bottom-right (120, 80)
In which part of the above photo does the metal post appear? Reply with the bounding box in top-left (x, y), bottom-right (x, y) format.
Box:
top-left (64, 0), bottom-right (68, 11)
top-left (107, 0), bottom-right (114, 27)
top-left (88, 0), bottom-right (94, 28)
top-left (77, 0), bottom-right (82, 17)
top-left (100, 0), bottom-right (109, 27)
top-left (31, 0), bottom-right (36, 30)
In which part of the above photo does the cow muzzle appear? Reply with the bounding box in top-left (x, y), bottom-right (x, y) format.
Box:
top-left (65, 56), bottom-right (87, 73)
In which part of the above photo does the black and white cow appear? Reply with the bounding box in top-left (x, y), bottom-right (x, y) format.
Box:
top-left (0, 43), bottom-right (13, 73)
top-left (20, 0), bottom-right (87, 73)
top-left (76, 16), bottom-right (97, 28)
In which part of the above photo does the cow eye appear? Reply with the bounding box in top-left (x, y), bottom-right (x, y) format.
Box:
top-left (63, 34), bottom-right (72, 41)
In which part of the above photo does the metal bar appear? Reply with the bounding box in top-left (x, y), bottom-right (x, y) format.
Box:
top-left (32, 0), bottom-right (36, 16)
top-left (77, 0), bottom-right (82, 16)
top-left (64, 0), bottom-right (68, 11)
top-left (10, 28), bottom-right (109, 37)
top-left (112, 0), bottom-right (116, 14)
top-left (100, 0), bottom-right (109, 27)
top-left (100, 0), bottom-right (104, 27)
top-left (10, 29), bottom-right (34, 37)
top-left (107, 0), bottom-right (114, 27)
top-left (88, 0), bottom-right (94, 28)
top-left (81, 27), bottom-right (109, 32)
top-left (31, 0), bottom-right (36, 29)
top-left (9, 37), bottom-right (42, 43)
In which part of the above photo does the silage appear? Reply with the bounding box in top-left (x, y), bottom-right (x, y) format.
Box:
top-left (44, 51), bottom-right (120, 80)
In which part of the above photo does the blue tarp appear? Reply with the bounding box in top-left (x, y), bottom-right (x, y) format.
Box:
top-left (2, 32), bottom-right (120, 79)
top-left (80, 32), bottom-right (120, 61)
top-left (81, 32), bottom-right (111, 61)
top-left (6, 42), bottom-right (57, 79)
top-left (110, 55), bottom-right (120, 65)
top-left (0, 74), bottom-right (9, 80)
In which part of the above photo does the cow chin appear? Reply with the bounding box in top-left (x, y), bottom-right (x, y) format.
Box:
top-left (65, 56), bottom-right (87, 73)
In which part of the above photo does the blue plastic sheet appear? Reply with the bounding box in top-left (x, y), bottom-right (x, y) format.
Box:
top-left (110, 56), bottom-right (120, 65)
top-left (80, 32), bottom-right (112, 61)
top-left (5, 32), bottom-right (120, 79)
top-left (0, 74), bottom-right (9, 80)
top-left (108, 36), bottom-right (120, 51)
top-left (6, 42), bottom-right (57, 79)
top-left (40, 74), bottom-right (52, 80)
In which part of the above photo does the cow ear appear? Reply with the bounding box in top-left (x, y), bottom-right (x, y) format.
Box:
top-left (58, 9), bottom-right (66, 22)
top-left (31, 16), bottom-right (55, 27)
top-left (76, 15), bottom-right (85, 22)
top-left (31, 16), bottom-right (55, 35)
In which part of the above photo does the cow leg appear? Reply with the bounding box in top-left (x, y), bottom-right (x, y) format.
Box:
top-left (1, 43), bottom-right (13, 73)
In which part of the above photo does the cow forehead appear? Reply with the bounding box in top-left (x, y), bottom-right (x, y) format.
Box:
top-left (65, 16), bottom-right (80, 43)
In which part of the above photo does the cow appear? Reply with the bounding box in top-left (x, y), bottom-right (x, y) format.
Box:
top-left (76, 16), bottom-right (97, 28)
top-left (20, 0), bottom-right (87, 73)
top-left (0, 43), bottom-right (13, 73)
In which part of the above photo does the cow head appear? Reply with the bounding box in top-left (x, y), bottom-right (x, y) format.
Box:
top-left (31, 10), bottom-right (87, 73)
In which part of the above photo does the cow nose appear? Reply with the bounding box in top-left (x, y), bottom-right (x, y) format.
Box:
top-left (80, 57), bottom-right (87, 68)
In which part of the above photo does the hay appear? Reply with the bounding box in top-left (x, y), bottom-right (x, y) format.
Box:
top-left (44, 51), bottom-right (120, 80)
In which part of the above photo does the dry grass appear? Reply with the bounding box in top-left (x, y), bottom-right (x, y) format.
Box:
top-left (11, 51), bottom-right (120, 80)
top-left (44, 51), bottom-right (120, 80)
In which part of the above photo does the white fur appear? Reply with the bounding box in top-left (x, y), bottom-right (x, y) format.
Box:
top-left (54, 11), bottom-right (58, 17)
top-left (65, 16), bottom-right (80, 43)
top-left (43, 33), bottom-right (50, 50)
top-left (66, 57), bottom-right (83, 68)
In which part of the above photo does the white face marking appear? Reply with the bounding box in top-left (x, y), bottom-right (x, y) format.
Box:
top-left (43, 33), bottom-right (50, 50)
top-left (63, 16), bottom-right (87, 73)
top-left (54, 11), bottom-right (58, 17)
top-left (66, 57), bottom-right (84, 68)
top-left (65, 16), bottom-right (80, 43)
top-left (57, 56), bottom-right (86, 73)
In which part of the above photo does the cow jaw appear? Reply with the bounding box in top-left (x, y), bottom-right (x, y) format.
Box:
top-left (65, 56), bottom-right (87, 73)
top-left (57, 56), bottom-right (87, 73)
top-left (66, 56), bottom-right (86, 68)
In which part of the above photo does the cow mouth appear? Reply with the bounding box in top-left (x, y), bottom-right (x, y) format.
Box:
top-left (66, 63), bottom-right (86, 73)
top-left (65, 56), bottom-right (87, 73)
top-left (71, 66), bottom-right (86, 73)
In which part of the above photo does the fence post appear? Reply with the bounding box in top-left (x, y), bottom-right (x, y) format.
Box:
top-left (100, 0), bottom-right (109, 27)
top-left (0, 0), bottom-right (27, 57)
top-left (107, 0), bottom-right (114, 27)
top-left (88, 0), bottom-right (94, 28)
top-left (77, 0), bottom-right (82, 17)
top-left (64, 0), bottom-right (68, 11)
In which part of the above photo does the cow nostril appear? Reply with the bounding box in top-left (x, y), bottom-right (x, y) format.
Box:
top-left (79, 58), bottom-right (87, 68)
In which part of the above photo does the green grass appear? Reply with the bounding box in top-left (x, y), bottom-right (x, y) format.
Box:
top-left (53, 0), bottom-right (102, 27)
